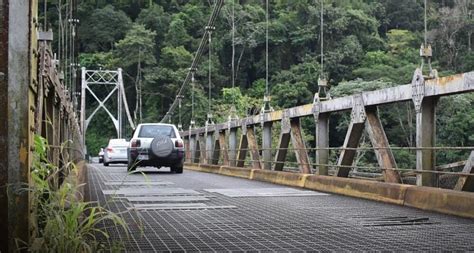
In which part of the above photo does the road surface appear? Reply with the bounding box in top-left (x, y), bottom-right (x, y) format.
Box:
top-left (87, 164), bottom-right (474, 252)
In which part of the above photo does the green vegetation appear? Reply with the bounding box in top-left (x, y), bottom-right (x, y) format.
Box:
top-left (21, 135), bottom-right (128, 252)
top-left (45, 1), bottom-right (473, 166)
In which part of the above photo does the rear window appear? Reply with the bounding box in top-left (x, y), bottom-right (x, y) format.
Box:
top-left (108, 139), bottom-right (128, 147)
top-left (138, 125), bottom-right (176, 138)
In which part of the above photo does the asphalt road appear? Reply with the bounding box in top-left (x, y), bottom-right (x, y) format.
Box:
top-left (87, 163), bottom-right (474, 252)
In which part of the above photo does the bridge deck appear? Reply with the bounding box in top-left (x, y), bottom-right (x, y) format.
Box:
top-left (88, 164), bottom-right (474, 252)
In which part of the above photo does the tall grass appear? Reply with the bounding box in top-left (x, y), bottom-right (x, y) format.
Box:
top-left (18, 135), bottom-right (129, 252)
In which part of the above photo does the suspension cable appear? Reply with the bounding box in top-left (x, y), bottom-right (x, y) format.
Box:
top-left (320, 0), bottom-right (323, 76)
top-left (265, 0), bottom-right (269, 97)
top-left (161, 0), bottom-right (224, 123)
top-left (231, 0), bottom-right (235, 91)
top-left (261, 0), bottom-right (273, 113)
top-left (206, 25), bottom-right (215, 125)
top-left (190, 69), bottom-right (196, 127)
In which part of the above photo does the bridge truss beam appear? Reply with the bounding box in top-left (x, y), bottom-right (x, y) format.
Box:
top-left (182, 71), bottom-right (474, 190)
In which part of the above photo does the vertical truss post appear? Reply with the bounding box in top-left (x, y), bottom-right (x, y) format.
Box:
top-left (0, 1), bottom-right (9, 250)
top-left (313, 94), bottom-right (330, 175)
top-left (219, 130), bottom-right (229, 166)
top-left (229, 128), bottom-right (238, 166)
top-left (199, 133), bottom-right (207, 164)
top-left (184, 137), bottom-right (191, 163)
top-left (194, 137), bottom-right (201, 164)
top-left (262, 122), bottom-right (272, 170)
top-left (206, 129), bottom-right (214, 165)
top-left (0, 0), bottom-right (33, 250)
top-left (274, 111), bottom-right (291, 171)
top-left (336, 94), bottom-right (366, 177)
top-left (365, 106), bottom-right (401, 183)
top-left (316, 113), bottom-right (329, 175)
top-left (416, 97), bottom-right (438, 186)
top-left (80, 67), bottom-right (86, 145)
top-left (212, 133), bottom-right (220, 165)
top-left (290, 118), bottom-right (311, 174)
top-left (454, 151), bottom-right (474, 192)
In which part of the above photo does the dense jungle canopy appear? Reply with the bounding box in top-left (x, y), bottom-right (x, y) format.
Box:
top-left (46, 0), bottom-right (473, 168)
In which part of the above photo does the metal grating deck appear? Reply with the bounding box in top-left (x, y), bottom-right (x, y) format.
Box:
top-left (87, 164), bottom-right (474, 252)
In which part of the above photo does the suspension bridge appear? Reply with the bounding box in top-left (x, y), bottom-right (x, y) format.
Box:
top-left (1, 0), bottom-right (473, 252)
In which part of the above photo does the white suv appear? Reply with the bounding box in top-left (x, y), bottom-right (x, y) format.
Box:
top-left (127, 123), bottom-right (184, 173)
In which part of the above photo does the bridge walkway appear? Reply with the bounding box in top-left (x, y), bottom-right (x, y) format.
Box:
top-left (87, 164), bottom-right (474, 252)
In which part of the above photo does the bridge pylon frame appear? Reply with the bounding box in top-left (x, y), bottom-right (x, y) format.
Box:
top-left (80, 68), bottom-right (135, 153)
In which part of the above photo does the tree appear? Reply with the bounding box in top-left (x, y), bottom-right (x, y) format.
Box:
top-left (114, 24), bottom-right (157, 123)
top-left (79, 5), bottom-right (132, 52)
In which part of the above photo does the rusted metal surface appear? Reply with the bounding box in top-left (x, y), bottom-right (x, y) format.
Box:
top-left (454, 151), bottom-right (474, 192)
top-left (194, 139), bottom-right (201, 163)
top-left (228, 128), bottom-right (237, 166)
top-left (182, 71), bottom-right (474, 137)
top-left (206, 132), bottom-right (214, 165)
top-left (365, 107), bottom-right (401, 183)
top-left (184, 139), bottom-right (191, 163)
top-left (199, 135), bottom-right (207, 164)
top-left (212, 138), bottom-right (220, 165)
top-left (273, 130), bottom-right (290, 171)
top-left (0, 0), bottom-right (9, 251)
top-left (218, 131), bottom-right (229, 166)
top-left (262, 122), bottom-right (272, 170)
top-left (246, 126), bottom-right (262, 169)
top-left (416, 97), bottom-right (437, 187)
top-left (316, 113), bottom-right (329, 175)
top-left (236, 133), bottom-right (248, 167)
top-left (336, 121), bottom-right (365, 177)
top-left (290, 118), bottom-right (311, 174)
top-left (4, 0), bottom-right (32, 250)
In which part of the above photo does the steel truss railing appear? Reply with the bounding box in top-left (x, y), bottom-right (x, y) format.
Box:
top-left (181, 70), bottom-right (474, 192)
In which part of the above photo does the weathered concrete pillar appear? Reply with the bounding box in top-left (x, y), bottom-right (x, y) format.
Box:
top-left (262, 122), bottom-right (272, 170)
top-left (229, 128), bottom-right (237, 166)
top-left (416, 97), bottom-right (437, 186)
top-left (316, 113), bottom-right (329, 175)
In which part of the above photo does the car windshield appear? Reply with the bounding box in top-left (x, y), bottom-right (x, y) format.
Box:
top-left (138, 125), bottom-right (176, 138)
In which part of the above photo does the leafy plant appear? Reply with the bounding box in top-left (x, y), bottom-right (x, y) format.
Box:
top-left (20, 135), bottom-right (129, 252)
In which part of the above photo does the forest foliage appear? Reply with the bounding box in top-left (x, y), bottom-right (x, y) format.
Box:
top-left (51, 0), bottom-right (473, 167)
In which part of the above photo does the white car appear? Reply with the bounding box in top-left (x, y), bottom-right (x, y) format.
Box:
top-left (103, 139), bottom-right (129, 166)
top-left (127, 123), bottom-right (184, 173)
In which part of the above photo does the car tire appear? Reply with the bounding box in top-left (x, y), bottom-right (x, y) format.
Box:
top-left (127, 159), bottom-right (137, 172)
top-left (172, 166), bottom-right (183, 174)
top-left (104, 162), bottom-right (109, 167)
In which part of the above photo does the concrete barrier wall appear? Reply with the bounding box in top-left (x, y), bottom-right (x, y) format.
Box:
top-left (184, 163), bottom-right (474, 219)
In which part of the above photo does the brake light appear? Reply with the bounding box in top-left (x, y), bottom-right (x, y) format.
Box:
top-left (175, 140), bottom-right (183, 148)
top-left (107, 147), bottom-right (113, 152)
top-left (131, 139), bottom-right (141, 148)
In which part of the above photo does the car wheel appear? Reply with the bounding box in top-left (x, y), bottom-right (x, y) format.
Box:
top-left (104, 162), bottom-right (109, 167)
top-left (172, 166), bottom-right (183, 174)
top-left (127, 159), bottom-right (137, 172)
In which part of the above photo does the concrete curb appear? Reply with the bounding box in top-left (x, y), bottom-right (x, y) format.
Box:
top-left (184, 163), bottom-right (474, 219)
